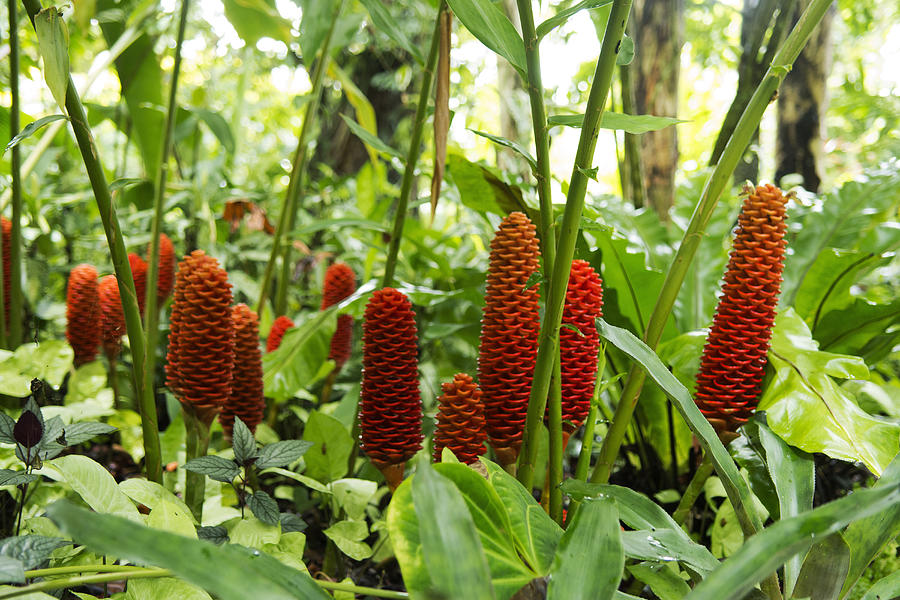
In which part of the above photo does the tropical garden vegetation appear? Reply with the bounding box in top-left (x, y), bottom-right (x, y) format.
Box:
top-left (1, 0), bottom-right (899, 598)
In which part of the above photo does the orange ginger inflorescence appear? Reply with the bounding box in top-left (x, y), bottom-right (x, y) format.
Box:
top-left (321, 262), bottom-right (356, 368)
top-left (267, 315), bottom-right (295, 353)
top-left (166, 250), bottom-right (234, 425)
top-left (220, 303), bottom-right (265, 438)
top-left (694, 183), bottom-right (789, 436)
top-left (477, 211), bottom-right (541, 465)
top-left (128, 253), bottom-right (148, 317)
top-left (155, 233), bottom-right (176, 306)
top-left (360, 288), bottom-right (423, 487)
top-left (66, 264), bottom-right (101, 366)
top-left (98, 275), bottom-right (125, 359)
top-left (433, 373), bottom-right (487, 464)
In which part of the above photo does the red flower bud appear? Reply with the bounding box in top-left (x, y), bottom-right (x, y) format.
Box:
top-left (220, 304), bottom-right (265, 438)
top-left (166, 250), bottom-right (234, 425)
top-left (694, 184), bottom-right (788, 436)
top-left (267, 315), bottom-right (295, 353)
top-left (360, 288), bottom-right (423, 486)
top-left (433, 373), bottom-right (487, 464)
top-left (321, 263), bottom-right (356, 369)
top-left (66, 264), bottom-right (101, 366)
top-left (128, 253), bottom-right (148, 317)
top-left (478, 211), bottom-right (540, 465)
top-left (98, 275), bottom-right (125, 359)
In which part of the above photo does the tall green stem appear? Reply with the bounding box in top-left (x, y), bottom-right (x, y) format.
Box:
top-left (517, 0), bottom-right (633, 491)
top-left (589, 0), bottom-right (834, 488)
top-left (262, 0), bottom-right (344, 316)
top-left (143, 0), bottom-right (191, 485)
top-left (183, 409), bottom-right (210, 522)
top-left (21, 0), bottom-right (161, 483)
top-left (7, 0), bottom-right (23, 348)
top-left (381, 1), bottom-right (445, 289)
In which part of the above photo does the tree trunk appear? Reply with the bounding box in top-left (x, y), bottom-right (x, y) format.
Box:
top-left (632, 0), bottom-right (683, 219)
top-left (775, 0), bottom-right (835, 192)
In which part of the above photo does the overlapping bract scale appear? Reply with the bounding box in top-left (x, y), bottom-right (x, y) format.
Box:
top-left (478, 211), bottom-right (540, 464)
top-left (166, 250), bottom-right (234, 425)
top-left (557, 260), bottom-right (603, 430)
top-left (128, 253), bottom-right (148, 317)
top-left (694, 184), bottom-right (788, 435)
top-left (321, 262), bottom-right (356, 368)
top-left (66, 264), bottom-right (101, 366)
top-left (266, 315), bottom-right (295, 353)
top-left (220, 303), bottom-right (265, 438)
top-left (433, 373), bottom-right (487, 464)
top-left (360, 288), bottom-right (423, 470)
top-left (98, 275), bottom-right (125, 359)
top-left (155, 233), bottom-right (176, 306)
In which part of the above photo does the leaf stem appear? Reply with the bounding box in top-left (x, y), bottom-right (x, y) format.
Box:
top-left (517, 0), bottom-right (633, 491)
top-left (672, 453), bottom-right (713, 525)
top-left (588, 0), bottom-right (834, 493)
top-left (381, 0), bottom-right (446, 289)
top-left (0, 568), bottom-right (171, 599)
top-left (20, 0), bottom-right (161, 483)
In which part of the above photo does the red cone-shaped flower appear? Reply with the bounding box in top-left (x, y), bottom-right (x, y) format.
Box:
top-left (166, 250), bottom-right (234, 425)
top-left (554, 260), bottom-right (603, 432)
top-left (433, 373), bottom-right (487, 464)
top-left (321, 262), bottom-right (356, 369)
top-left (128, 253), bottom-right (148, 317)
top-left (98, 275), bottom-right (125, 359)
top-left (360, 288), bottom-right (423, 488)
top-left (66, 264), bottom-right (101, 366)
top-left (1, 217), bottom-right (10, 330)
top-left (478, 211), bottom-right (540, 465)
top-left (154, 233), bottom-right (176, 306)
top-left (694, 184), bottom-right (788, 436)
top-left (267, 316), bottom-right (294, 353)
top-left (220, 304), bottom-right (265, 439)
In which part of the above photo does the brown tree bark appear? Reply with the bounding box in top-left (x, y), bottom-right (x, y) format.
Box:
top-left (775, 0), bottom-right (835, 192)
top-left (632, 0), bottom-right (684, 219)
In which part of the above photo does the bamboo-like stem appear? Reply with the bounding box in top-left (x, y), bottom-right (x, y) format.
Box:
top-left (267, 0), bottom-right (344, 316)
top-left (381, 1), bottom-right (445, 289)
top-left (589, 0), bottom-right (834, 491)
top-left (7, 0), bottom-right (23, 348)
top-left (672, 453), bottom-right (714, 526)
top-left (143, 0), bottom-right (191, 485)
top-left (183, 409), bottom-right (211, 522)
top-left (573, 348), bottom-right (606, 481)
top-left (20, 0), bottom-right (161, 483)
top-left (547, 359), bottom-right (563, 523)
top-left (26, 564), bottom-right (157, 578)
top-left (517, 0), bottom-right (633, 491)
top-left (0, 568), bottom-right (171, 598)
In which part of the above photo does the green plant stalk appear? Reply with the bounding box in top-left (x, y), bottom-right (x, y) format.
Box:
top-left (0, 568), bottom-right (171, 598)
top-left (517, 0), bottom-right (633, 491)
top-left (574, 349), bottom-right (606, 481)
top-left (26, 564), bottom-right (157, 578)
top-left (143, 0), bottom-right (191, 486)
top-left (272, 0), bottom-right (345, 316)
top-left (20, 0), bottom-right (161, 483)
top-left (672, 453), bottom-right (714, 526)
top-left (183, 408), bottom-right (210, 522)
top-left (381, 0), bottom-right (445, 289)
top-left (7, 0), bottom-right (23, 348)
top-left (589, 0), bottom-right (834, 489)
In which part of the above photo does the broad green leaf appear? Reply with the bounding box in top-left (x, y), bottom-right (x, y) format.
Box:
top-left (597, 319), bottom-right (763, 536)
top-left (710, 499), bottom-right (742, 559)
top-left (536, 0), bottom-right (613, 39)
top-left (34, 8), bottom-right (69, 112)
top-left (548, 112), bottom-right (686, 134)
top-left (248, 491), bottom-right (280, 526)
top-left (792, 534), bottom-right (851, 600)
top-left (323, 520), bottom-right (373, 560)
top-left (761, 309), bottom-right (900, 475)
top-left (840, 454), bottom-right (900, 599)
top-left (183, 456), bottom-right (240, 484)
top-left (61, 422), bottom-right (117, 446)
top-left (4, 115), bottom-right (68, 154)
top-left (483, 460), bottom-right (562, 576)
top-left (446, 0), bottom-right (526, 75)
top-left (616, 34), bottom-right (635, 65)
top-left (623, 530), bottom-right (720, 575)
top-left (339, 114), bottom-right (402, 159)
top-left (45, 455), bottom-right (141, 522)
top-left (860, 570), bottom-right (900, 600)
top-left (260, 467), bottom-right (331, 494)
top-left (45, 501), bottom-right (331, 600)
top-left (330, 478), bottom-right (377, 521)
top-left (0, 535), bottom-right (68, 570)
top-left (228, 516), bottom-right (280, 548)
top-left (413, 460), bottom-right (495, 600)
top-left (756, 419), bottom-right (814, 596)
top-left (0, 413), bottom-right (14, 444)
top-left (385, 477), bottom-right (431, 597)
top-left (147, 501), bottom-right (197, 538)
top-left (261, 532), bottom-right (308, 572)
top-left (301, 411), bottom-right (352, 483)
top-left (65, 361), bottom-right (109, 403)
top-left (547, 497), bottom-right (623, 600)
top-left (685, 484), bottom-right (900, 600)
top-left (231, 418), bottom-right (258, 466)
top-left (729, 421), bottom-right (780, 520)
top-left (222, 0), bottom-right (291, 45)
top-left (195, 109), bottom-right (235, 154)
top-left (0, 470), bottom-right (39, 486)
top-left (263, 311), bottom-right (336, 402)
top-left (127, 577), bottom-right (212, 600)
top-left (470, 129), bottom-right (537, 170)
top-left (119, 479), bottom-right (196, 524)
top-left (627, 562), bottom-right (691, 600)
top-left (0, 558), bottom-right (25, 585)
top-left (299, 0), bottom-right (337, 62)
top-left (0, 341), bottom-right (74, 397)
top-left (446, 153), bottom-right (539, 223)
top-left (358, 0), bottom-right (425, 64)
top-left (559, 481), bottom-right (687, 538)
top-left (815, 298), bottom-right (900, 364)
top-left (255, 440), bottom-right (314, 470)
